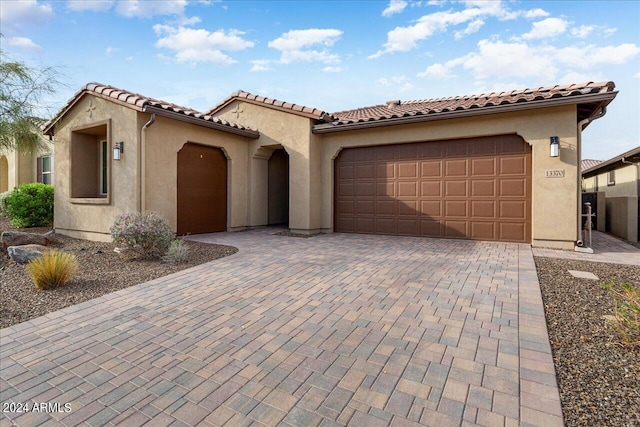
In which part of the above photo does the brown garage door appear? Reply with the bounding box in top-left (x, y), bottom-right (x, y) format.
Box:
top-left (177, 143), bottom-right (227, 235)
top-left (334, 135), bottom-right (531, 243)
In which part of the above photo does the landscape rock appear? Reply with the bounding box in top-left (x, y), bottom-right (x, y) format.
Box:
top-left (7, 244), bottom-right (49, 264)
top-left (2, 231), bottom-right (51, 248)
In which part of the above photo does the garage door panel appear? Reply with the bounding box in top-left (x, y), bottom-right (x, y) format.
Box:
top-left (421, 200), bottom-right (441, 217)
top-left (421, 160), bottom-right (442, 177)
top-left (357, 164), bottom-right (375, 179)
top-left (376, 200), bottom-right (396, 215)
top-left (445, 200), bottom-right (467, 217)
top-left (471, 222), bottom-right (496, 240)
top-left (377, 182), bottom-right (395, 197)
top-left (377, 163), bottom-right (395, 179)
top-left (421, 181), bottom-right (441, 197)
top-left (356, 182), bottom-right (375, 196)
top-left (445, 180), bottom-right (467, 197)
top-left (398, 181), bottom-right (418, 197)
top-left (335, 135), bottom-right (531, 243)
top-left (445, 221), bottom-right (467, 238)
top-left (398, 162), bottom-right (418, 178)
top-left (471, 180), bottom-right (495, 197)
top-left (472, 201), bottom-right (496, 218)
top-left (398, 200), bottom-right (418, 216)
top-left (500, 179), bottom-right (526, 197)
top-left (500, 157), bottom-right (526, 175)
top-left (472, 158), bottom-right (496, 176)
top-left (500, 201), bottom-right (527, 219)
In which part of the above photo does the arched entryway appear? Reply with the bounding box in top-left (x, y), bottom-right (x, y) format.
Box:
top-left (0, 156), bottom-right (8, 193)
top-left (268, 148), bottom-right (289, 225)
top-left (177, 143), bottom-right (227, 235)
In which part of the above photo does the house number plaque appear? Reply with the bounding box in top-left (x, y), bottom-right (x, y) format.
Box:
top-left (545, 169), bottom-right (565, 178)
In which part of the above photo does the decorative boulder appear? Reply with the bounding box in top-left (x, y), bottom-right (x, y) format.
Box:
top-left (7, 245), bottom-right (49, 264)
top-left (1, 231), bottom-right (51, 248)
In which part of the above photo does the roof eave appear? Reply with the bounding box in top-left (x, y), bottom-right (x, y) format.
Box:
top-left (143, 105), bottom-right (260, 139)
top-left (582, 146), bottom-right (640, 176)
top-left (313, 91), bottom-right (618, 134)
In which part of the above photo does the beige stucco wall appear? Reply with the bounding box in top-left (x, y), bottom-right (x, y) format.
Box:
top-left (52, 95), bottom-right (139, 241)
top-left (319, 105), bottom-right (580, 249)
top-left (586, 164), bottom-right (638, 197)
top-left (0, 141), bottom-right (54, 192)
top-left (141, 113), bottom-right (250, 232)
top-left (215, 101), bottom-right (320, 233)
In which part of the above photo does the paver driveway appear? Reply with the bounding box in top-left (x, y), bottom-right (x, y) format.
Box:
top-left (1, 229), bottom-right (563, 426)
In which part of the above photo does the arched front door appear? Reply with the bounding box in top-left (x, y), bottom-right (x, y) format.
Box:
top-left (177, 143), bottom-right (227, 235)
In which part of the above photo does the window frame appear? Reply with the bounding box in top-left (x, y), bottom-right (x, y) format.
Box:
top-left (607, 169), bottom-right (616, 186)
top-left (41, 155), bottom-right (53, 185)
top-left (69, 119), bottom-right (111, 205)
top-left (99, 140), bottom-right (108, 196)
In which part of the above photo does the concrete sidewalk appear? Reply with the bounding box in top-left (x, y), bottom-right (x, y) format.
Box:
top-left (1, 230), bottom-right (562, 426)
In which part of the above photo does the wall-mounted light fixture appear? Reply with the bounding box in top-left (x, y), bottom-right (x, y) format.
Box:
top-left (550, 136), bottom-right (559, 157)
top-left (113, 141), bottom-right (124, 161)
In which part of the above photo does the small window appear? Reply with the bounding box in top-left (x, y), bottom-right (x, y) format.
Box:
top-left (594, 176), bottom-right (599, 192)
top-left (100, 140), bottom-right (108, 195)
top-left (607, 170), bottom-right (615, 186)
top-left (41, 156), bottom-right (53, 185)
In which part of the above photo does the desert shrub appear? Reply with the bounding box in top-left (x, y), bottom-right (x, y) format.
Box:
top-left (601, 281), bottom-right (640, 346)
top-left (5, 183), bottom-right (54, 227)
top-left (110, 211), bottom-right (174, 259)
top-left (0, 190), bottom-right (12, 217)
top-left (27, 250), bottom-right (77, 290)
top-left (162, 239), bottom-right (190, 263)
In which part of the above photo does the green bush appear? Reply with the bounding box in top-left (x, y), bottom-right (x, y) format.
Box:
top-left (162, 239), bottom-right (190, 263)
top-left (5, 183), bottom-right (54, 227)
top-left (27, 250), bottom-right (77, 290)
top-left (110, 211), bottom-right (174, 259)
top-left (601, 281), bottom-right (640, 347)
top-left (0, 190), bottom-right (12, 217)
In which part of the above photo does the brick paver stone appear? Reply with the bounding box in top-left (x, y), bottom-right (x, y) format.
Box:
top-left (0, 229), bottom-right (564, 426)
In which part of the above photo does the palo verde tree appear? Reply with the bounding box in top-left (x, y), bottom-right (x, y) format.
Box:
top-left (0, 47), bottom-right (62, 153)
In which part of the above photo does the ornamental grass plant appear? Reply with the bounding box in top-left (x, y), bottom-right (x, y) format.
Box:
top-left (26, 250), bottom-right (77, 290)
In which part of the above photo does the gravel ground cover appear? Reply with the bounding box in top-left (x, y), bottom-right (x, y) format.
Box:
top-left (535, 256), bottom-right (639, 427)
top-left (0, 218), bottom-right (237, 329)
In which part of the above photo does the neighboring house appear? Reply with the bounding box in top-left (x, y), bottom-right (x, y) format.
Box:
top-left (582, 146), bottom-right (640, 242)
top-left (43, 81), bottom-right (617, 249)
top-left (0, 142), bottom-right (54, 193)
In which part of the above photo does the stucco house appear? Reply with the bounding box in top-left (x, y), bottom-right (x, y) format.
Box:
top-left (0, 142), bottom-right (54, 193)
top-left (43, 81), bottom-right (617, 249)
top-left (582, 146), bottom-right (640, 242)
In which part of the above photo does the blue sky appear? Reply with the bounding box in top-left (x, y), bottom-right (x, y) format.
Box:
top-left (2, 0), bottom-right (638, 160)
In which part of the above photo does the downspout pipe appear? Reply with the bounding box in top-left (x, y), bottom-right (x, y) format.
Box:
top-left (576, 106), bottom-right (607, 247)
top-left (139, 112), bottom-right (156, 212)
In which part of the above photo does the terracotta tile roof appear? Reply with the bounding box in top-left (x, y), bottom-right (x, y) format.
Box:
top-left (44, 82), bottom-right (258, 137)
top-left (317, 81), bottom-right (616, 132)
top-left (206, 90), bottom-right (333, 121)
top-left (581, 159), bottom-right (603, 170)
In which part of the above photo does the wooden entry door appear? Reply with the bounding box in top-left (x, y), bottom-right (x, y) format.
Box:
top-left (177, 143), bottom-right (227, 235)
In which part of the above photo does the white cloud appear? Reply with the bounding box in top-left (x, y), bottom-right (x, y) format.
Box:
top-left (634, 72), bottom-right (640, 79)
top-left (418, 39), bottom-right (640, 88)
top-left (5, 37), bottom-right (43, 52)
top-left (116, 0), bottom-right (187, 18)
top-left (154, 25), bottom-right (254, 65)
top-left (382, 0), bottom-right (407, 17)
top-left (370, 1), bottom-right (519, 58)
top-left (400, 82), bottom-right (415, 91)
top-left (0, 0), bottom-right (53, 33)
top-left (417, 63), bottom-right (450, 78)
top-left (67, 1), bottom-right (114, 12)
top-left (570, 25), bottom-right (595, 38)
top-left (377, 75), bottom-right (413, 90)
top-left (322, 66), bottom-right (343, 73)
top-left (454, 19), bottom-right (484, 39)
top-left (105, 46), bottom-right (119, 56)
top-left (523, 8), bottom-right (549, 19)
top-left (521, 17), bottom-right (569, 40)
top-left (250, 60), bottom-right (272, 72)
top-left (268, 29), bottom-right (343, 64)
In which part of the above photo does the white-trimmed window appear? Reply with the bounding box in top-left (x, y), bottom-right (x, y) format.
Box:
top-left (607, 169), bottom-right (615, 186)
top-left (38, 155), bottom-right (53, 185)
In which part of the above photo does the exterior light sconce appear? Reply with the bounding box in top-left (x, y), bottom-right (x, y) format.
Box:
top-left (550, 136), bottom-right (559, 157)
top-left (113, 141), bottom-right (124, 161)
